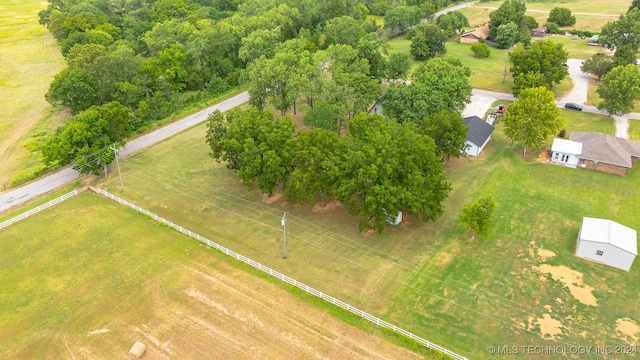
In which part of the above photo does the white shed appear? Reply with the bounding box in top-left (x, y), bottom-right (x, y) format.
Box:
top-left (463, 116), bottom-right (495, 156)
top-left (551, 138), bottom-right (582, 167)
top-left (576, 217), bottom-right (637, 271)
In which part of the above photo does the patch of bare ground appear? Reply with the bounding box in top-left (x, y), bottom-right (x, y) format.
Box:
top-left (536, 147), bottom-right (550, 163)
top-left (262, 192), bottom-right (283, 204)
top-left (616, 318), bottom-right (640, 345)
top-left (534, 264), bottom-right (598, 306)
top-left (311, 199), bottom-right (342, 213)
top-left (527, 314), bottom-right (563, 340)
top-left (537, 248), bottom-right (556, 262)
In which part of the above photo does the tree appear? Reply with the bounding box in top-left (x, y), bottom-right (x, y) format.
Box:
top-left (599, 8), bottom-right (640, 52)
top-left (332, 114), bottom-right (450, 232)
top-left (545, 22), bottom-right (560, 34)
top-left (488, 0), bottom-right (526, 40)
top-left (284, 129), bottom-right (343, 206)
top-left (470, 43), bottom-right (490, 58)
top-left (509, 40), bottom-right (568, 90)
top-left (385, 52), bottom-right (410, 80)
top-left (409, 23), bottom-right (447, 60)
top-left (239, 27), bottom-right (282, 64)
top-left (631, 0), bottom-right (640, 13)
top-left (45, 67), bottom-right (100, 113)
top-left (459, 195), bottom-right (496, 240)
top-left (512, 72), bottom-right (549, 97)
top-left (302, 101), bottom-right (343, 132)
top-left (421, 111), bottom-right (469, 159)
top-left (612, 45), bottom-right (638, 69)
top-left (547, 7), bottom-right (576, 26)
top-left (324, 16), bottom-right (365, 47)
top-left (205, 107), bottom-right (296, 195)
top-left (40, 102), bottom-right (132, 176)
top-left (384, 6), bottom-right (423, 35)
top-left (436, 11), bottom-right (469, 37)
top-left (503, 86), bottom-right (564, 156)
top-left (581, 54), bottom-right (613, 80)
top-left (597, 64), bottom-right (640, 116)
top-left (494, 22), bottom-right (519, 49)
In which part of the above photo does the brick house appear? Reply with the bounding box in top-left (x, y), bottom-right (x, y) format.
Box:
top-left (568, 132), bottom-right (640, 175)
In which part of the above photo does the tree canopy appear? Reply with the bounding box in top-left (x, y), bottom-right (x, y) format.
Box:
top-left (581, 54), bottom-right (613, 80)
top-left (503, 87), bottom-right (564, 155)
top-left (596, 64), bottom-right (640, 116)
top-left (409, 23), bottom-right (447, 60)
top-left (459, 195), bottom-right (496, 240)
top-left (547, 7), bottom-right (576, 27)
top-left (509, 40), bottom-right (568, 95)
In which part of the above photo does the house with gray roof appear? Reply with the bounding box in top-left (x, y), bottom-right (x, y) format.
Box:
top-left (463, 116), bottom-right (494, 156)
top-left (569, 132), bottom-right (640, 175)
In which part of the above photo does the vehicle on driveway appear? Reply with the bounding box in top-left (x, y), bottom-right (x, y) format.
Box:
top-left (496, 104), bottom-right (506, 115)
top-left (565, 102), bottom-right (583, 111)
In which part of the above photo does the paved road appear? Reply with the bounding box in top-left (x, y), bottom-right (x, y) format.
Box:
top-left (0, 92), bottom-right (249, 213)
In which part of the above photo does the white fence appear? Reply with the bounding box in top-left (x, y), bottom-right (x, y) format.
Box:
top-left (0, 189), bottom-right (78, 230)
top-left (95, 188), bottom-right (467, 360)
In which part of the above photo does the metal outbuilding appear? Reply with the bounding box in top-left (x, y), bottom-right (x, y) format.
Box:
top-left (576, 217), bottom-right (637, 271)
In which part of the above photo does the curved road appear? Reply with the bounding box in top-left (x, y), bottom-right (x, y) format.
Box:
top-left (0, 92), bottom-right (249, 213)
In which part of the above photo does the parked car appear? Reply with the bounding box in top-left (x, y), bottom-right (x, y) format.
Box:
top-left (565, 102), bottom-right (583, 111)
top-left (571, 35), bottom-right (578, 40)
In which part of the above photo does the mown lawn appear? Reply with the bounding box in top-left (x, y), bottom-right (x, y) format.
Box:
top-left (629, 119), bottom-right (640, 142)
top-left (93, 110), bottom-right (640, 359)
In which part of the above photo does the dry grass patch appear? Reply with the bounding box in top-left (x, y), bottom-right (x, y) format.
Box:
top-left (616, 318), bottom-right (640, 345)
top-left (535, 264), bottom-right (598, 306)
top-left (527, 314), bottom-right (564, 340)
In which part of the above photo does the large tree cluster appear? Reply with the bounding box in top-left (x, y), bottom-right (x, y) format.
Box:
top-left (509, 40), bottom-right (568, 97)
top-left (488, 0), bottom-right (532, 49)
top-left (206, 109), bottom-right (451, 232)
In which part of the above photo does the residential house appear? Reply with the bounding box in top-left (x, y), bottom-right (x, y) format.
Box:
top-left (463, 116), bottom-right (494, 156)
top-left (460, 25), bottom-right (490, 44)
top-left (569, 132), bottom-right (640, 175)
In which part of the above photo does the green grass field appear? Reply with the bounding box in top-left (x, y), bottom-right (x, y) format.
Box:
top-left (0, 0), bottom-right (67, 188)
top-left (84, 107), bottom-right (640, 359)
top-left (0, 193), bottom-right (438, 359)
top-left (629, 120), bottom-right (640, 141)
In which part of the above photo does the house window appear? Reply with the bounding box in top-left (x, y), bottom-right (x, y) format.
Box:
top-left (596, 250), bottom-right (604, 256)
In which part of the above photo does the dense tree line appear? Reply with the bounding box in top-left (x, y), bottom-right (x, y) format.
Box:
top-left (488, 0), bottom-right (533, 49)
top-left (206, 108), bottom-right (451, 232)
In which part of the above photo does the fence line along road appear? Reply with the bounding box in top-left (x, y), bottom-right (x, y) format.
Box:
top-left (92, 187), bottom-right (468, 360)
top-left (0, 189), bottom-right (78, 230)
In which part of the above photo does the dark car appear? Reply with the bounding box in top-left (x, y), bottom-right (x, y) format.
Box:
top-left (565, 102), bottom-right (583, 111)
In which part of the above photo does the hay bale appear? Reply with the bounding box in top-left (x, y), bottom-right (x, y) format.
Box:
top-left (128, 342), bottom-right (146, 359)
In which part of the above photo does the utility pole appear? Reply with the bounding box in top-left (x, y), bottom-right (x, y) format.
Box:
top-left (281, 212), bottom-right (287, 259)
top-left (111, 144), bottom-right (124, 190)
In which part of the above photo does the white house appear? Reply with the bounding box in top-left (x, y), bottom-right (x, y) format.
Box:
top-left (576, 217), bottom-right (637, 271)
top-left (550, 138), bottom-right (582, 167)
top-left (463, 116), bottom-right (495, 156)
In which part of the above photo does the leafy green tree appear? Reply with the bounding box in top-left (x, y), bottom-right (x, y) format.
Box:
top-left (503, 86), bottom-right (564, 156)
top-left (356, 33), bottom-right (386, 77)
top-left (324, 16), bottom-right (365, 47)
top-left (599, 8), bottom-right (640, 52)
top-left (284, 129), bottom-right (343, 206)
top-left (509, 40), bottom-right (568, 90)
top-left (384, 6), bottom-right (423, 34)
top-left (459, 195), bottom-right (496, 240)
top-left (205, 108), bottom-right (296, 195)
top-left (385, 52), bottom-right (411, 80)
top-left (303, 101), bottom-right (343, 132)
top-left (545, 22), bottom-right (560, 34)
top-left (547, 7), bottom-right (576, 26)
top-left (581, 54), bottom-right (613, 80)
top-left (436, 11), bottom-right (469, 37)
top-left (45, 67), bottom-right (100, 113)
top-left (612, 45), bottom-right (638, 69)
top-left (421, 111), bottom-right (469, 159)
top-left (630, 0), bottom-right (640, 13)
top-left (488, 0), bottom-right (526, 40)
top-left (512, 72), bottom-right (549, 97)
top-left (470, 43), bottom-right (491, 58)
top-left (597, 64), bottom-right (640, 116)
top-left (409, 23), bottom-right (447, 60)
top-left (41, 102), bottom-right (132, 175)
top-left (332, 113), bottom-right (450, 232)
top-left (239, 27), bottom-right (282, 64)
top-left (494, 22), bottom-right (519, 49)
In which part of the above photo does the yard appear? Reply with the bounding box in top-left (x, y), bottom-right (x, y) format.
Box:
top-left (81, 109), bottom-right (640, 359)
top-left (0, 193), bottom-right (432, 359)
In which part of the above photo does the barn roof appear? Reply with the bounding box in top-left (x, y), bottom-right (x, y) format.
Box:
top-left (464, 116), bottom-right (494, 147)
top-left (580, 217), bottom-right (637, 255)
top-left (461, 25), bottom-right (490, 40)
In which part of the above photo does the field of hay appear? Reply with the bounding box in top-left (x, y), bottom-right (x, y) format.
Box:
top-left (0, 192), bottom-right (432, 359)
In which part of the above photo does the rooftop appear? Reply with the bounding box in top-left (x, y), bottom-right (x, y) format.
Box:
top-left (580, 217), bottom-right (637, 255)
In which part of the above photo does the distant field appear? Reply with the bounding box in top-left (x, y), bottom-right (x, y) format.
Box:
top-left (89, 109), bottom-right (640, 359)
top-left (0, 0), bottom-right (66, 188)
top-left (0, 193), bottom-right (429, 359)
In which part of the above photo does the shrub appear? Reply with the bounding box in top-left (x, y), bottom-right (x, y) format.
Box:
top-left (471, 43), bottom-right (491, 57)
